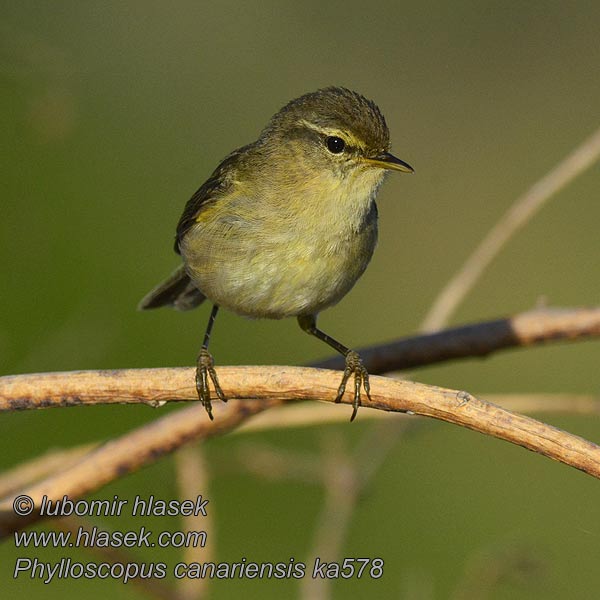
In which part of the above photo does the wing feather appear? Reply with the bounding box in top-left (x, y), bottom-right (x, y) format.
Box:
top-left (174, 145), bottom-right (251, 253)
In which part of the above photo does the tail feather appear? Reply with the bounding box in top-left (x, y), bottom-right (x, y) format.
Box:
top-left (138, 265), bottom-right (206, 311)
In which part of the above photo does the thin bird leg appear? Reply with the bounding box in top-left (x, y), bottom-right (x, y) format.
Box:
top-left (297, 314), bottom-right (371, 421)
top-left (196, 304), bottom-right (226, 419)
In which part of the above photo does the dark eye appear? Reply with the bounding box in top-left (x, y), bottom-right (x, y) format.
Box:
top-left (326, 136), bottom-right (345, 154)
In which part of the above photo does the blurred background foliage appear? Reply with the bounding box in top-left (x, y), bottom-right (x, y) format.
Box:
top-left (1, 1), bottom-right (599, 598)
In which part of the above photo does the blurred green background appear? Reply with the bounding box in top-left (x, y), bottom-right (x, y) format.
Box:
top-left (1, 1), bottom-right (599, 598)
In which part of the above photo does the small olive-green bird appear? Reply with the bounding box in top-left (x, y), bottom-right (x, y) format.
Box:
top-left (139, 87), bottom-right (413, 420)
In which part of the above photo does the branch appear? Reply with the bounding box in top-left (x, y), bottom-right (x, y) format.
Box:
top-left (234, 393), bottom-right (600, 433)
top-left (1, 368), bottom-right (600, 536)
top-left (0, 445), bottom-right (97, 498)
top-left (2, 306), bottom-right (598, 412)
top-left (174, 445), bottom-right (212, 600)
top-left (314, 306), bottom-right (600, 373)
top-left (420, 125), bottom-right (600, 332)
top-left (0, 305), bottom-right (598, 535)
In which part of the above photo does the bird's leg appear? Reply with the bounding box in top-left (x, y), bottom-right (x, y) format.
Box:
top-left (297, 314), bottom-right (371, 421)
top-left (196, 304), bottom-right (226, 419)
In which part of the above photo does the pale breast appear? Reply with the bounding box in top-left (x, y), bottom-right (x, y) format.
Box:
top-left (181, 198), bottom-right (378, 319)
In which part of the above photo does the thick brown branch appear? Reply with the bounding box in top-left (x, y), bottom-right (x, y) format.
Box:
top-left (1, 367), bottom-right (599, 536)
top-left (314, 306), bottom-right (600, 373)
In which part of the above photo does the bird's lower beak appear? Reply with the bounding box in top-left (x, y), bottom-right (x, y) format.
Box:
top-left (364, 152), bottom-right (414, 173)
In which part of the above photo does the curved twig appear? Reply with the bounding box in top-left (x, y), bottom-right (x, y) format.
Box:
top-left (420, 125), bottom-right (600, 332)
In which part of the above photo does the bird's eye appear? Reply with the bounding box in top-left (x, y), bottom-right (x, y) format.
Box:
top-left (326, 136), bottom-right (345, 154)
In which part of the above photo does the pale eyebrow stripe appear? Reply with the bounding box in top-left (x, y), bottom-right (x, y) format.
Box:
top-left (298, 119), bottom-right (343, 137)
top-left (297, 119), bottom-right (364, 149)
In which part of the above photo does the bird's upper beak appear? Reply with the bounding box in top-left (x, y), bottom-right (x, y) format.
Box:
top-left (364, 152), bottom-right (414, 173)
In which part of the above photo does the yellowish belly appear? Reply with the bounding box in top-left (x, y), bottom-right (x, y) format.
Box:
top-left (181, 211), bottom-right (377, 319)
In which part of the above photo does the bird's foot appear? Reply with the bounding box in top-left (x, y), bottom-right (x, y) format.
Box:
top-left (195, 347), bottom-right (226, 420)
top-left (334, 350), bottom-right (371, 421)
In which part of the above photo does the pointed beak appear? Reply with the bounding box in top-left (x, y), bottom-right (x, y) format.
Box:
top-left (364, 152), bottom-right (414, 173)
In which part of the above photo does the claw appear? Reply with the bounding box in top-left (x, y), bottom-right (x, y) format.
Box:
top-left (196, 347), bottom-right (227, 419)
top-left (334, 350), bottom-right (371, 421)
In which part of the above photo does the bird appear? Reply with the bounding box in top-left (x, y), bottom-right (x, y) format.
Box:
top-left (139, 86), bottom-right (413, 420)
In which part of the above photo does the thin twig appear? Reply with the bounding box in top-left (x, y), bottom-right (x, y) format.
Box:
top-left (421, 125), bottom-right (600, 332)
top-left (300, 434), bottom-right (357, 600)
top-left (299, 421), bottom-right (408, 600)
top-left (52, 516), bottom-right (178, 600)
top-left (236, 443), bottom-right (323, 484)
top-left (174, 445), bottom-right (211, 600)
top-left (0, 445), bottom-right (97, 498)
